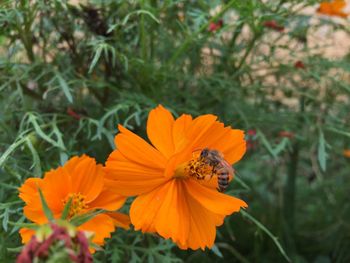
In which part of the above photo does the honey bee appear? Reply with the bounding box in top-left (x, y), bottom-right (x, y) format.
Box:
top-left (199, 148), bottom-right (234, 192)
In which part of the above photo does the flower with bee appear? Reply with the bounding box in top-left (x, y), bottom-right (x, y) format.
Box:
top-left (105, 105), bottom-right (247, 250)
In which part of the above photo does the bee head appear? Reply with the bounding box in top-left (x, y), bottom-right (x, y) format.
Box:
top-left (200, 148), bottom-right (210, 158)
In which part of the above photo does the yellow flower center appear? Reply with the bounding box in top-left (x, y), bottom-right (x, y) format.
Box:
top-left (62, 193), bottom-right (88, 218)
top-left (174, 151), bottom-right (215, 181)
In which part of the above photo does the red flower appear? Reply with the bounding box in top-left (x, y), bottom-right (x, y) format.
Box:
top-left (67, 107), bottom-right (81, 120)
top-left (279, 131), bottom-right (294, 139)
top-left (263, 20), bottom-right (284, 32)
top-left (247, 129), bottom-right (256, 136)
top-left (294, 61), bottom-right (306, 69)
top-left (16, 223), bottom-right (92, 263)
top-left (208, 19), bottom-right (223, 32)
top-left (246, 129), bottom-right (257, 150)
top-left (16, 236), bottom-right (40, 263)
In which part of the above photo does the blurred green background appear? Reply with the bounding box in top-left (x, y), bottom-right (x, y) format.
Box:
top-left (1, 0), bottom-right (350, 262)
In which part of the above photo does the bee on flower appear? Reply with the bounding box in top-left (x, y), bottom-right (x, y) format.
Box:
top-left (105, 105), bottom-right (247, 250)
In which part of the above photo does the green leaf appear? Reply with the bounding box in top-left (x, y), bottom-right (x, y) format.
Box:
top-left (60, 197), bottom-right (72, 220)
top-left (70, 210), bottom-right (103, 227)
top-left (56, 73), bottom-right (73, 103)
top-left (0, 136), bottom-right (27, 168)
top-left (318, 130), bottom-right (327, 172)
top-left (211, 244), bottom-right (223, 258)
top-left (8, 221), bottom-right (38, 229)
top-left (2, 208), bottom-right (9, 231)
top-left (38, 188), bottom-right (54, 221)
top-left (272, 138), bottom-right (289, 156)
top-left (88, 45), bottom-right (103, 74)
top-left (122, 10), bottom-right (160, 26)
top-left (25, 137), bottom-right (42, 177)
top-left (257, 130), bottom-right (276, 158)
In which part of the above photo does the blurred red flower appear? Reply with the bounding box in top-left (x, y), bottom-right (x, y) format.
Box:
top-left (16, 223), bottom-right (92, 263)
top-left (67, 107), bottom-right (81, 120)
top-left (247, 129), bottom-right (256, 136)
top-left (279, 131), bottom-right (294, 139)
top-left (208, 19), bottom-right (223, 32)
top-left (263, 20), bottom-right (284, 32)
top-left (246, 129), bottom-right (257, 150)
top-left (294, 60), bottom-right (306, 69)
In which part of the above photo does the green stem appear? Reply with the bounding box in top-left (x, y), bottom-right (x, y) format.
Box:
top-left (140, 0), bottom-right (147, 61)
top-left (283, 143), bottom-right (299, 230)
top-left (282, 142), bottom-right (299, 257)
top-left (235, 34), bottom-right (259, 72)
top-left (282, 96), bottom-right (304, 257)
top-left (241, 210), bottom-right (291, 262)
top-left (216, 243), bottom-right (251, 263)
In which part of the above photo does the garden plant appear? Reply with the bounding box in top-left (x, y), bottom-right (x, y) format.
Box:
top-left (0, 0), bottom-right (350, 262)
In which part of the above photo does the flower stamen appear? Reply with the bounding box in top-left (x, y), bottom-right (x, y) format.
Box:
top-left (174, 151), bottom-right (217, 181)
top-left (62, 193), bottom-right (88, 218)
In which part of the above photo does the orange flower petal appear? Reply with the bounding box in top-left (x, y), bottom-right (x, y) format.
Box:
top-left (115, 125), bottom-right (167, 169)
top-left (79, 214), bottom-right (115, 245)
top-left (186, 119), bottom-right (246, 165)
top-left (172, 114), bottom-right (193, 152)
top-left (66, 156), bottom-right (104, 203)
top-left (184, 179), bottom-right (247, 215)
top-left (186, 114), bottom-right (218, 147)
top-left (182, 193), bottom-right (220, 250)
top-left (153, 180), bottom-right (190, 247)
top-left (41, 167), bottom-right (71, 213)
top-left (219, 129), bottom-right (246, 164)
top-left (318, 0), bottom-right (348, 17)
top-left (105, 150), bottom-right (168, 196)
top-left (105, 212), bottom-right (131, 229)
top-left (130, 180), bottom-right (191, 246)
top-left (147, 105), bottom-right (175, 158)
top-left (23, 206), bottom-right (48, 224)
top-left (19, 228), bottom-right (35, 244)
top-left (18, 178), bottom-right (42, 205)
top-left (129, 184), bottom-right (167, 233)
top-left (130, 179), bottom-right (232, 249)
top-left (88, 188), bottom-right (126, 211)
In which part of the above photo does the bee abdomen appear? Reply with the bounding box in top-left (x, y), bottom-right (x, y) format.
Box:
top-left (217, 171), bottom-right (229, 192)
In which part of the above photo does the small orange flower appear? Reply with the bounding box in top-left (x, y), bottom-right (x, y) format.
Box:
top-left (343, 149), bottom-right (350, 158)
top-left (317, 0), bottom-right (349, 18)
top-left (18, 155), bottom-right (130, 247)
top-left (105, 105), bottom-right (247, 250)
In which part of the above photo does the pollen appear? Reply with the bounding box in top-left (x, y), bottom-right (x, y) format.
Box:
top-left (62, 193), bottom-right (88, 218)
top-left (174, 152), bottom-right (214, 181)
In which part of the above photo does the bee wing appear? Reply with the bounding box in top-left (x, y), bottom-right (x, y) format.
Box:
top-left (220, 159), bottom-right (234, 181)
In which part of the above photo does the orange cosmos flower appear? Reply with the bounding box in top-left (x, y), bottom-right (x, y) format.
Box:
top-left (105, 105), bottom-right (247, 250)
top-left (18, 155), bottom-right (130, 247)
top-left (317, 0), bottom-right (349, 18)
top-left (343, 149), bottom-right (350, 158)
